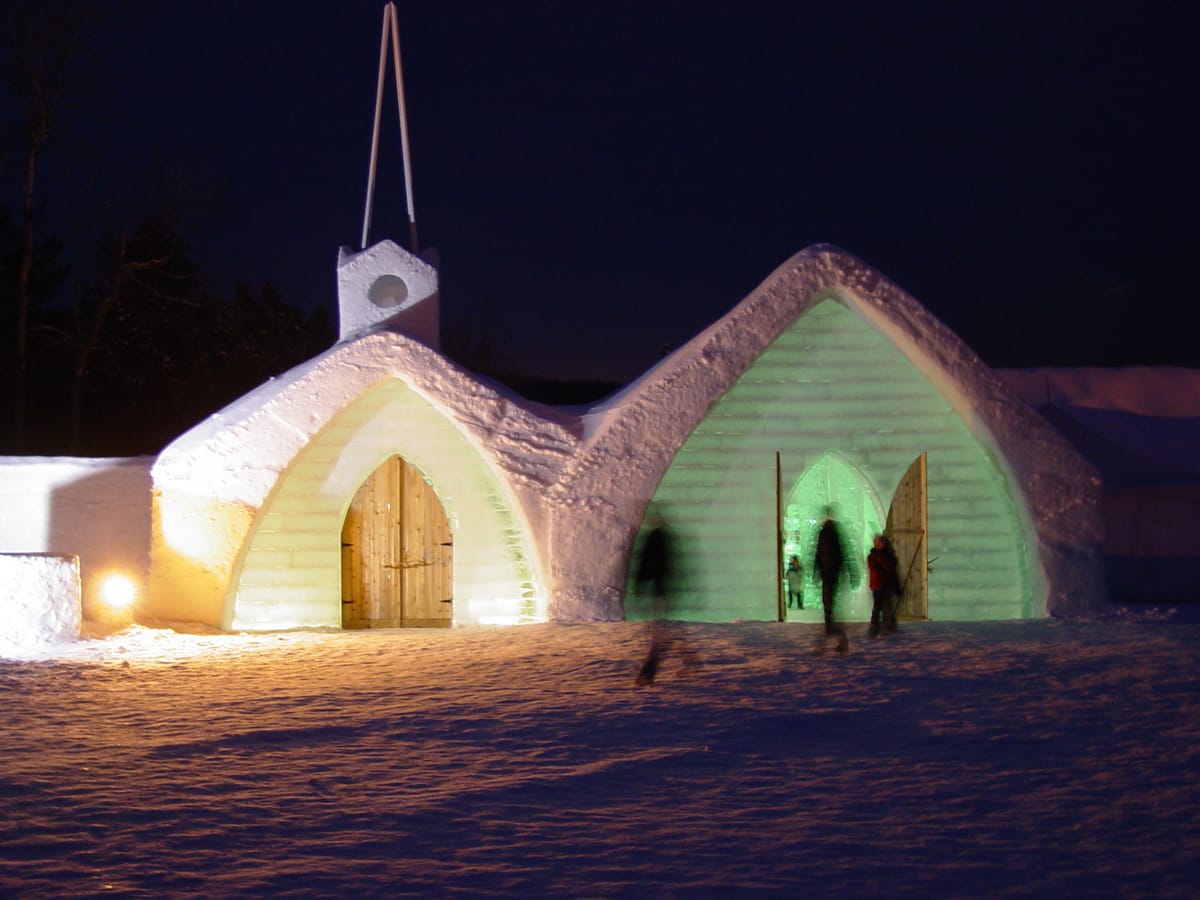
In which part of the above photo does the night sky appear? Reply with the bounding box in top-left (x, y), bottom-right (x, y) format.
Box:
top-left (9, 1), bottom-right (1196, 382)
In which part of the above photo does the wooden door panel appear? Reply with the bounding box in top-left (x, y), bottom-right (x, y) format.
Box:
top-left (886, 453), bottom-right (928, 620)
top-left (401, 462), bottom-right (452, 627)
top-left (341, 494), bottom-right (367, 627)
top-left (342, 455), bottom-right (452, 628)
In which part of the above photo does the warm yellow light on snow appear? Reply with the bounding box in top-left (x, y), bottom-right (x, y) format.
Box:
top-left (159, 494), bottom-right (247, 562)
top-left (100, 573), bottom-right (137, 611)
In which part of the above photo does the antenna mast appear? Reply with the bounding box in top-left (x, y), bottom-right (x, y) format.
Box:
top-left (361, 1), bottom-right (418, 252)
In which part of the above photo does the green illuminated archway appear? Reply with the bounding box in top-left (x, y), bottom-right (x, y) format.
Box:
top-left (625, 295), bottom-right (1036, 623)
top-left (782, 453), bottom-right (882, 623)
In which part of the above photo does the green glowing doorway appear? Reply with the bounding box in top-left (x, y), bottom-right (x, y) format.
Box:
top-left (781, 453), bottom-right (880, 623)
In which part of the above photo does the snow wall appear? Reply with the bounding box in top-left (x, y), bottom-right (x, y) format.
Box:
top-left (0, 457), bottom-right (152, 624)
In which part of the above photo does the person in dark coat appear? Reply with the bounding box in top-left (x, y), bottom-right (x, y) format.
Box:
top-left (813, 507), bottom-right (856, 650)
top-left (637, 517), bottom-right (670, 609)
top-left (633, 513), bottom-right (695, 685)
top-left (867, 534), bottom-right (901, 637)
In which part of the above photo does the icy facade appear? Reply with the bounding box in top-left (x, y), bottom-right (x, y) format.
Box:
top-left (546, 246), bottom-right (1102, 622)
top-left (148, 242), bottom-right (1103, 630)
top-left (624, 299), bottom-right (1030, 623)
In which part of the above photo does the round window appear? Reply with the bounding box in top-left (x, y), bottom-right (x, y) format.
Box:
top-left (367, 274), bottom-right (408, 308)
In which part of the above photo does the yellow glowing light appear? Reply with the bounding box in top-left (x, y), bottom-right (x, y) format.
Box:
top-left (100, 574), bottom-right (137, 611)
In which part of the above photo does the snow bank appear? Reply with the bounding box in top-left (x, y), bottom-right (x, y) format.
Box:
top-left (0, 553), bottom-right (80, 653)
top-left (998, 366), bottom-right (1200, 417)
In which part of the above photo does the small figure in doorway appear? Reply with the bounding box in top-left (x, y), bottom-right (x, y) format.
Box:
top-left (813, 507), bottom-right (858, 652)
top-left (785, 555), bottom-right (805, 609)
top-left (633, 512), bottom-right (697, 685)
top-left (867, 534), bottom-right (901, 637)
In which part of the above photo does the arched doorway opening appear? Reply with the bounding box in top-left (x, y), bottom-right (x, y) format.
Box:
top-left (782, 453), bottom-right (883, 622)
top-left (340, 454), bottom-right (453, 628)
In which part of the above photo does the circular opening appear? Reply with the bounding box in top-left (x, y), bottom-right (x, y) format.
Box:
top-left (367, 274), bottom-right (409, 308)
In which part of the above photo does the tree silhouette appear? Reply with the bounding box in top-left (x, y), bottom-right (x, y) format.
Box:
top-left (1, 0), bottom-right (92, 450)
top-left (66, 218), bottom-right (201, 451)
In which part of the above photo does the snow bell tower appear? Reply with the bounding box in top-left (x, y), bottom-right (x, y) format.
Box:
top-left (335, 240), bottom-right (439, 346)
top-left (338, 3), bottom-right (437, 346)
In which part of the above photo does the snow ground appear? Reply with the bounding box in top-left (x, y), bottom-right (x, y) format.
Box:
top-left (3, 608), bottom-right (1198, 897)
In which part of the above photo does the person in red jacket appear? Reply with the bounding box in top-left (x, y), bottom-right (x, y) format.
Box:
top-left (867, 534), bottom-right (901, 637)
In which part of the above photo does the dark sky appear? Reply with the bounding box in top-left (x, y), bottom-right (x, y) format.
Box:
top-left (8, 1), bottom-right (1196, 381)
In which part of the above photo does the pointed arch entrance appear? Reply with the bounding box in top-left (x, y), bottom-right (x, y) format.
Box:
top-left (782, 453), bottom-right (882, 622)
top-left (340, 454), bottom-right (453, 628)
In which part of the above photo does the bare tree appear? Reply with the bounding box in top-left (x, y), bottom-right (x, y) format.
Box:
top-left (67, 218), bottom-right (200, 452)
top-left (2, 0), bottom-right (93, 450)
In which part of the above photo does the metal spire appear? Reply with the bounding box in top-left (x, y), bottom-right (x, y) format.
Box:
top-left (361, 2), bottom-right (418, 252)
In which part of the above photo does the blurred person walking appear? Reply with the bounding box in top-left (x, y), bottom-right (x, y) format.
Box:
top-left (813, 507), bottom-right (857, 652)
top-left (633, 513), bottom-right (696, 685)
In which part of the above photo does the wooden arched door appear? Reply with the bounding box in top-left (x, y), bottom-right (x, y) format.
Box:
top-left (341, 455), bottom-right (453, 628)
top-left (886, 453), bottom-right (928, 620)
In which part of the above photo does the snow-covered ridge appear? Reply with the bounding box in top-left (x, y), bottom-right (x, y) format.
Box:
top-left (998, 367), bottom-right (1200, 418)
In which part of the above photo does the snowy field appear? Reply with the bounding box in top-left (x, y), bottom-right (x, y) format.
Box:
top-left (3, 608), bottom-right (1199, 897)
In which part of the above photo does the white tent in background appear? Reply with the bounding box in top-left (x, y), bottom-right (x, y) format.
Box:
top-left (146, 241), bottom-right (1103, 631)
